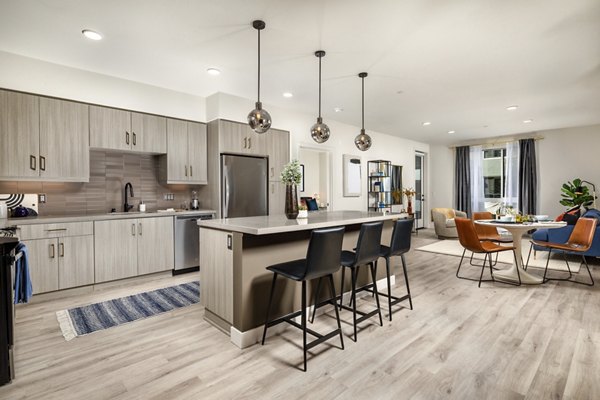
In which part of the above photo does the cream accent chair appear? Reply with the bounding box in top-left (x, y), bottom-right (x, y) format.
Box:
top-left (431, 208), bottom-right (468, 239)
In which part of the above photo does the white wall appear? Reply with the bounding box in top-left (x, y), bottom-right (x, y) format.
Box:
top-left (429, 144), bottom-right (455, 211)
top-left (0, 51), bottom-right (205, 121)
top-left (207, 92), bottom-right (431, 223)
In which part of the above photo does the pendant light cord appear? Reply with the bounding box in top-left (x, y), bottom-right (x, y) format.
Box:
top-left (361, 76), bottom-right (365, 130)
top-left (257, 28), bottom-right (261, 103)
top-left (318, 55), bottom-right (322, 118)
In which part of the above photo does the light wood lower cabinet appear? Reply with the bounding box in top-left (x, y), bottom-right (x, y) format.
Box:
top-left (58, 235), bottom-right (94, 290)
top-left (23, 238), bottom-right (59, 294)
top-left (137, 217), bottom-right (174, 275)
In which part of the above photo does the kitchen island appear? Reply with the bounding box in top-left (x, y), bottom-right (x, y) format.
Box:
top-left (198, 211), bottom-right (403, 348)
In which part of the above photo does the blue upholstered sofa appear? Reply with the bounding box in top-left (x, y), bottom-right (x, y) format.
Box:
top-left (531, 209), bottom-right (600, 257)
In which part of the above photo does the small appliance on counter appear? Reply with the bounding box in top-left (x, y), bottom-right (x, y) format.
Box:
top-left (191, 191), bottom-right (199, 210)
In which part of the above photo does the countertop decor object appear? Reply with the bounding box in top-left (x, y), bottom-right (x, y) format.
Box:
top-left (354, 72), bottom-right (372, 151)
top-left (310, 50), bottom-right (330, 143)
top-left (281, 160), bottom-right (302, 219)
top-left (247, 20), bottom-right (272, 134)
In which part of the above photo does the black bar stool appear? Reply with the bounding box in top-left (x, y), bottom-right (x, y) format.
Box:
top-left (368, 218), bottom-right (414, 321)
top-left (261, 226), bottom-right (345, 372)
top-left (334, 221), bottom-right (384, 342)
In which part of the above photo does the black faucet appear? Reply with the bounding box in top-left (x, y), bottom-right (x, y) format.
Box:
top-left (124, 182), bottom-right (134, 212)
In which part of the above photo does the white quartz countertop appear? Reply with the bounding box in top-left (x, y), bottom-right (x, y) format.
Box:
top-left (198, 210), bottom-right (400, 235)
top-left (8, 209), bottom-right (216, 225)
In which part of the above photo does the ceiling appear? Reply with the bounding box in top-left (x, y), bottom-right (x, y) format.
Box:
top-left (1, 0), bottom-right (599, 144)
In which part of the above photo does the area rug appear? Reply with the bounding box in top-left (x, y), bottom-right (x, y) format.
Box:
top-left (416, 239), bottom-right (580, 273)
top-left (56, 281), bottom-right (200, 341)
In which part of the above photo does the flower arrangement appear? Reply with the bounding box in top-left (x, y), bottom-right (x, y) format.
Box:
top-left (280, 159), bottom-right (302, 185)
top-left (402, 187), bottom-right (416, 198)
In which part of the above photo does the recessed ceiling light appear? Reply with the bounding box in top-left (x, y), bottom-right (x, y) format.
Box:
top-left (334, 107), bottom-right (343, 112)
top-left (282, 92), bottom-right (293, 98)
top-left (82, 29), bottom-right (102, 41)
top-left (506, 105), bottom-right (519, 111)
top-left (523, 119), bottom-right (533, 124)
top-left (448, 130), bottom-right (455, 134)
top-left (422, 122), bottom-right (431, 126)
top-left (206, 68), bottom-right (221, 76)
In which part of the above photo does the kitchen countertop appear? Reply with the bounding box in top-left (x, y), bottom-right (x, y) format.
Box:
top-left (197, 210), bottom-right (399, 235)
top-left (7, 209), bottom-right (216, 225)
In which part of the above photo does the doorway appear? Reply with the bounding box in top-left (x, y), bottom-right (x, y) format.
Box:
top-left (297, 146), bottom-right (332, 210)
top-left (415, 152), bottom-right (426, 230)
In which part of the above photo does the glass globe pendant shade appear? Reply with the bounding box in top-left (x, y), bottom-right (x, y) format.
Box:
top-left (310, 117), bottom-right (330, 143)
top-left (247, 101), bottom-right (272, 134)
top-left (354, 129), bottom-right (372, 151)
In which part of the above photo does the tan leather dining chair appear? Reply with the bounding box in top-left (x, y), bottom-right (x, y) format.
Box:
top-left (455, 218), bottom-right (518, 287)
top-left (528, 217), bottom-right (596, 286)
top-left (472, 212), bottom-right (513, 243)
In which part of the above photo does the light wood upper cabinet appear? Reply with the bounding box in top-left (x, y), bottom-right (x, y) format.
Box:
top-left (94, 219), bottom-right (138, 283)
top-left (268, 181), bottom-right (286, 216)
top-left (90, 105), bottom-right (167, 154)
top-left (131, 112), bottom-right (167, 153)
top-left (39, 98), bottom-right (89, 181)
top-left (0, 90), bottom-right (40, 179)
top-left (58, 235), bottom-right (94, 290)
top-left (188, 122), bottom-right (208, 184)
top-left (137, 217), bottom-right (174, 275)
top-left (218, 119), bottom-right (268, 156)
top-left (161, 119), bottom-right (207, 184)
top-left (23, 238), bottom-right (59, 294)
top-left (89, 105), bottom-right (131, 151)
top-left (267, 129), bottom-right (290, 180)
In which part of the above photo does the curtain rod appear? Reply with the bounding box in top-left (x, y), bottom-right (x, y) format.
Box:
top-left (448, 135), bottom-right (544, 149)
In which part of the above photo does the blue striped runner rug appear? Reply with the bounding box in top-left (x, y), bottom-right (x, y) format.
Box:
top-left (56, 281), bottom-right (200, 341)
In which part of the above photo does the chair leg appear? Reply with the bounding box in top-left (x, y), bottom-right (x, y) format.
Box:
top-left (301, 280), bottom-right (307, 372)
top-left (579, 255), bottom-right (595, 286)
top-left (339, 266), bottom-right (345, 311)
top-left (562, 252), bottom-right (573, 281)
top-left (351, 266), bottom-right (358, 342)
top-left (542, 249), bottom-right (552, 283)
top-left (478, 253), bottom-right (488, 288)
top-left (456, 249), bottom-right (467, 279)
top-left (525, 243), bottom-right (534, 271)
top-left (488, 252), bottom-right (495, 283)
top-left (401, 254), bottom-right (413, 310)
top-left (369, 262), bottom-right (383, 326)
top-left (309, 277), bottom-right (322, 323)
top-left (327, 274), bottom-right (345, 349)
top-left (262, 273), bottom-right (278, 345)
top-left (385, 256), bottom-right (393, 321)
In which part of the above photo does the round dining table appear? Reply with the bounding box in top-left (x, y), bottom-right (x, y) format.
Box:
top-left (474, 219), bottom-right (566, 284)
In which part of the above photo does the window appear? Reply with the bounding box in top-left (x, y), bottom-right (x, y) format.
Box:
top-left (483, 148), bottom-right (506, 199)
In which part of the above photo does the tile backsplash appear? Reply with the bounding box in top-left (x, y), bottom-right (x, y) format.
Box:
top-left (0, 151), bottom-right (205, 216)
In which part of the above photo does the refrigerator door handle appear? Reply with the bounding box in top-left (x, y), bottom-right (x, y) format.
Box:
top-left (223, 168), bottom-right (230, 218)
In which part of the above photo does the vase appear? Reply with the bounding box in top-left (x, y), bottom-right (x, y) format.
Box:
top-left (407, 198), bottom-right (413, 214)
top-left (285, 184), bottom-right (299, 219)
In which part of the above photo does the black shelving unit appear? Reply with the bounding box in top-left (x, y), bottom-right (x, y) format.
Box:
top-left (367, 160), bottom-right (392, 213)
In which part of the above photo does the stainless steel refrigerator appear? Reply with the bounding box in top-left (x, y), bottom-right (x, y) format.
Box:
top-left (221, 154), bottom-right (268, 218)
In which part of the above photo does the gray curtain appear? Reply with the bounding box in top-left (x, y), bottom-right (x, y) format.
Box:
top-left (454, 146), bottom-right (471, 216)
top-left (519, 138), bottom-right (537, 214)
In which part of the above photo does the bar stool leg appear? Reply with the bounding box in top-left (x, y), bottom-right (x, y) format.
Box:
top-left (327, 274), bottom-right (345, 350)
top-left (370, 262), bottom-right (383, 326)
top-left (351, 266), bottom-right (358, 342)
top-left (384, 256), bottom-right (393, 321)
top-left (339, 267), bottom-right (346, 311)
top-left (262, 273), bottom-right (278, 345)
top-left (401, 254), bottom-right (413, 310)
top-left (309, 277), bottom-right (322, 323)
top-left (349, 265), bottom-right (360, 308)
top-left (301, 280), bottom-right (307, 372)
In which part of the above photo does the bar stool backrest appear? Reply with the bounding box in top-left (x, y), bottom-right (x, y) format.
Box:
top-left (455, 217), bottom-right (486, 253)
top-left (567, 217), bottom-right (597, 252)
top-left (389, 218), bottom-right (413, 256)
top-left (304, 226), bottom-right (346, 281)
top-left (353, 221), bottom-right (384, 266)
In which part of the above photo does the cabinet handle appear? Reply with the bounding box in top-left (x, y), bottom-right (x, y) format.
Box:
top-left (50, 244), bottom-right (55, 258)
top-left (248, 137), bottom-right (252, 149)
top-left (131, 223), bottom-right (136, 236)
top-left (133, 132), bottom-right (137, 146)
top-left (30, 155), bottom-right (37, 171)
top-left (185, 165), bottom-right (188, 177)
top-left (190, 166), bottom-right (193, 176)
top-left (271, 183), bottom-right (274, 194)
top-left (45, 228), bottom-right (67, 232)
top-left (243, 137), bottom-right (247, 149)
top-left (270, 167), bottom-right (274, 178)
top-left (40, 156), bottom-right (46, 171)
top-left (139, 222), bottom-right (142, 236)
top-left (126, 131), bottom-right (130, 145)
top-left (59, 242), bottom-right (65, 257)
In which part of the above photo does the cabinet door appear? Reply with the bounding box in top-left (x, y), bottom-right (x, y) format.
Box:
top-left (267, 129), bottom-right (290, 180)
top-left (89, 105), bottom-right (131, 151)
top-left (188, 122), bottom-right (208, 184)
top-left (23, 238), bottom-right (59, 294)
top-left (39, 98), bottom-right (89, 181)
top-left (246, 127), bottom-right (268, 156)
top-left (137, 217), bottom-right (174, 275)
top-left (58, 235), bottom-right (94, 289)
top-left (268, 181), bottom-right (286, 216)
top-left (94, 219), bottom-right (138, 283)
top-left (131, 112), bottom-right (167, 154)
top-left (166, 118), bottom-right (189, 182)
top-left (0, 90), bottom-right (40, 179)
top-left (218, 120), bottom-right (246, 154)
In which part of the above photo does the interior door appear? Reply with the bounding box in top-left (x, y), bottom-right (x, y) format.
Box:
top-left (415, 152), bottom-right (426, 229)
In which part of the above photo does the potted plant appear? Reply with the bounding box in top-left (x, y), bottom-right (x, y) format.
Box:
top-left (297, 204), bottom-right (308, 219)
top-left (560, 178), bottom-right (594, 209)
top-left (280, 160), bottom-right (302, 219)
top-left (392, 188), bottom-right (403, 204)
top-left (403, 187), bottom-right (416, 214)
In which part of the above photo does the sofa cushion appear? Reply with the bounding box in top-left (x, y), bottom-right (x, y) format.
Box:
top-left (583, 208), bottom-right (600, 222)
top-left (445, 218), bottom-right (456, 228)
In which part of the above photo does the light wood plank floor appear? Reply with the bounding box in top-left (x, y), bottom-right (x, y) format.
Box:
top-left (1, 229), bottom-right (599, 399)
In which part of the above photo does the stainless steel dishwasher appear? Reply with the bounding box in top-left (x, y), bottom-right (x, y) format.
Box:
top-left (173, 213), bottom-right (213, 274)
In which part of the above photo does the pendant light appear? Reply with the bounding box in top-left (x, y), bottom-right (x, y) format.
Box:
top-left (310, 50), bottom-right (330, 143)
top-left (247, 20), bottom-right (272, 134)
top-left (354, 72), bottom-right (372, 151)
